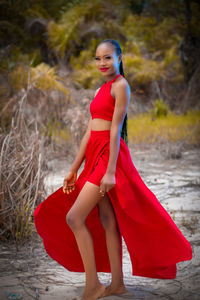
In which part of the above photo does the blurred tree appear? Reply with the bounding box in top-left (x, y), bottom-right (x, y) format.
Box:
top-left (126, 0), bottom-right (147, 14)
top-left (47, 0), bottom-right (127, 65)
top-left (0, 0), bottom-right (72, 50)
top-left (179, 0), bottom-right (200, 82)
top-left (0, 0), bottom-right (199, 108)
top-left (179, 0), bottom-right (200, 109)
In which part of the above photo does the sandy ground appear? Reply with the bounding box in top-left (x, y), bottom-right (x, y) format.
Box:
top-left (0, 144), bottom-right (200, 300)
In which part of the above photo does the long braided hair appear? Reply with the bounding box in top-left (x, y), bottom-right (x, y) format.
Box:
top-left (98, 39), bottom-right (128, 146)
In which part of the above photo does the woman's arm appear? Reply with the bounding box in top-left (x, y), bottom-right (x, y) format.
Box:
top-left (69, 87), bottom-right (100, 173)
top-left (69, 117), bottom-right (92, 173)
top-left (63, 89), bottom-right (99, 194)
top-left (63, 117), bottom-right (92, 194)
top-left (100, 80), bottom-right (130, 193)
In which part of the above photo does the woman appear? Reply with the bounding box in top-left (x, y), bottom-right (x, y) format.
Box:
top-left (34, 39), bottom-right (192, 300)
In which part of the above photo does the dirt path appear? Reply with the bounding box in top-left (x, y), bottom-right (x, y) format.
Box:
top-left (0, 144), bottom-right (200, 300)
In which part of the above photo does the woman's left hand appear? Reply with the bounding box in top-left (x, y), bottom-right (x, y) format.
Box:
top-left (99, 171), bottom-right (116, 196)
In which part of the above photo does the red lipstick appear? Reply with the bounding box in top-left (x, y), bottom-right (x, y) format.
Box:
top-left (100, 68), bottom-right (109, 72)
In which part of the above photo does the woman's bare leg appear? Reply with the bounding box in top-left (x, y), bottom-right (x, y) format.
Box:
top-left (97, 193), bottom-right (126, 297)
top-left (66, 181), bottom-right (105, 300)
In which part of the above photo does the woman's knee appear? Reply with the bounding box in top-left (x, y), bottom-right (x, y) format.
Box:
top-left (100, 213), bottom-right (117, 231)
top-left (66, 211), bottom-right (83, 230)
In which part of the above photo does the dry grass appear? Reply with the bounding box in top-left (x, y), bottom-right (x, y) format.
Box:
top-left (0, 90), bottom-right (48, 244)
top-left (128, 109), bottom-right (200, 145)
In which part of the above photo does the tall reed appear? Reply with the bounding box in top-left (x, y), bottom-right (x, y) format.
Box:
top-left (0, 90), bottom-right (48, 244)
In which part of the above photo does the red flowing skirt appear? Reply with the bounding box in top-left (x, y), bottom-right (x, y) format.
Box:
top-left (34, 130), bottom-right (192, 279)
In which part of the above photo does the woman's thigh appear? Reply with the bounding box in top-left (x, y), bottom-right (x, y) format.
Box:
top-left (67, 181), bottom-right (102, 222)
top-left (97, 193), bottom-right (118, 229)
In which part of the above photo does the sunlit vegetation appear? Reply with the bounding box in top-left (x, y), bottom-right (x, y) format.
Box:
top-left (1, 0), bottom-right (199, 95)
top-left (128, 109), bottom-right (200, 144)
top-left (54, 1), bottom-right (186, 90)
top-left (43, 117), bottom-right (71, 144)
top-left (47, 0), bottom-right (124, 58)
top-left (122, 14), bottom-right (183, 54)
top-left (9, 63), bottom-right (69, 95)
top-left (150, 99), bottom-right (170, 118)
top-left (69, 48), bottom-right (102, 88)
top-left (123, 53), bottom-right (161, 86)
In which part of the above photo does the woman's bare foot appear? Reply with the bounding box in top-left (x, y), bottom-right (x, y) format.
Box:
top-left (99, 283), bottom-right (127, 298)
top-left (81, 283), bottom-right (105, 300)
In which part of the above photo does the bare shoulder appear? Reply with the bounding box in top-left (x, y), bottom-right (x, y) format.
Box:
top-left (113, 76), bottom-right (131, 99)
top-left (116, 76), bottom-right (130, 90)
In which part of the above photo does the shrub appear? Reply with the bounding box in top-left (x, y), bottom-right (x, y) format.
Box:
top-left (150, 99), bottom-right (170, 118)
top-left (123, 53), bottom-right (161, 87)
top-left (9, 63), bottom-right (69, 95)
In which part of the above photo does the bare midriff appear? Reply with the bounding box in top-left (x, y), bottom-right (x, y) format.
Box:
top-left (91, 118), bottom-right (112, 131)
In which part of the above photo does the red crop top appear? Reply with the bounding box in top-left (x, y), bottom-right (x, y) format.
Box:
top-left (90, 74), bottom-right (123, 121)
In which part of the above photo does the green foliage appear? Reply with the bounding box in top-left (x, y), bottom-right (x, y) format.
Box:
top-left (150, 99), bottom-right (170, 119)
top-left (39, 0), bottom-right (69, 20)
top-left (163, 45), bottom-right (179, 68)
top-left (134, 59), bottom-right (160, 85)
top-left (70, 50), bottom-right (92, 70)
top-left (161, 45), bottom-right (184, 82)
top-left (9, 65), bottom-right (28, 91)
top-left (126, 0), bottom-right (146, 14)
top-left (0, 0), bottom-right (69, 46)
top-left (47, 0), bottom-right (97, 58)
top-left (122, 14), bottom-right (182, 55)
top-left (0, 46), bottom-right (41, 72)
top-left (124, 53), bottom-right (161, 86)
top-left (122, 40), bottom-right (141, 56)
top-left (122, 14), bottom-right (157, 50)
top-left (190, 2), bottom-right (200, 38)
top-left (1, 0), bottom-right (199, 102)
top-left (48, 19), bottom-right (80, 58)
top-left (121, 13), bottom-right (185, 88)
top-left (124, 54), bottom-right (143, 69)
top-left (44, 117), bottom-right (70, 144)
top-left (10, 63), bottom-right (69, 95)
top-left (12, 197), bottom-right (35, 243)
top-left (73, 67), bottom-right (102, 89)
top-left (60, 4), bottom-right (188, 89)
top-left (69, 47), bottom-right (104, 88)
top-left (47, 0), bottom-right (126, 58)
top-left (24, 4), bottom-right (51, 19)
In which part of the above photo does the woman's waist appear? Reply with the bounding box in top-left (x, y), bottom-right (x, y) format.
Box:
top-left (91, 118), bottom-right (112, 131)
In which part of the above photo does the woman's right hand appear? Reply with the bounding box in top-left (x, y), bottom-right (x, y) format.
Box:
top-left (63, 170), bottom-right (77, 194)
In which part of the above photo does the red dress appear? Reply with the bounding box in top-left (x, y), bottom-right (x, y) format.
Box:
top-left (34, 74), bottom-right (192, 279)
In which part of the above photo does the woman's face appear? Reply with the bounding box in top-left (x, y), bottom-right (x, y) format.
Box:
top-left (95, 43), bottom-right (121, 76)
